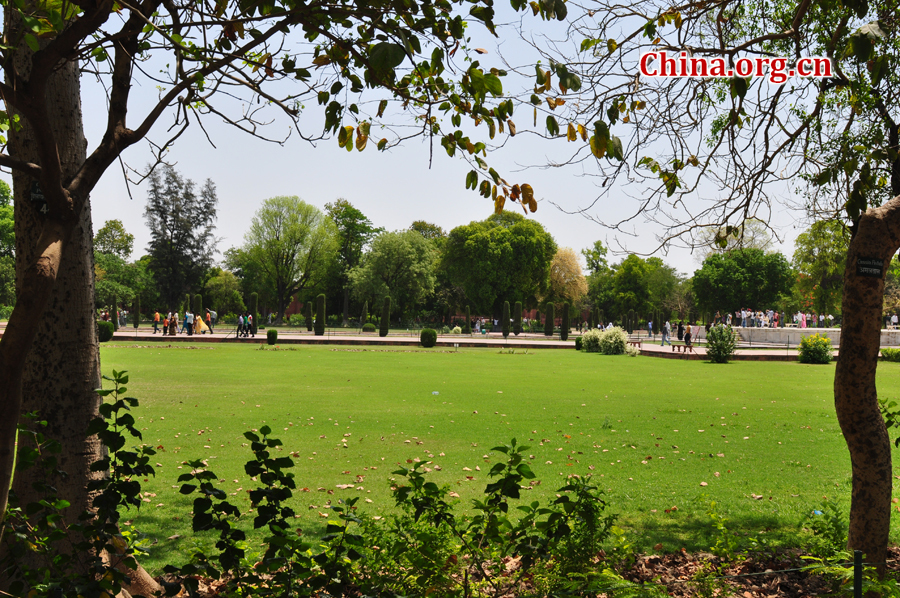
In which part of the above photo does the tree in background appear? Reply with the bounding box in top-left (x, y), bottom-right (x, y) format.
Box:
top-left (241, 197), bottom-right (338, 324)
top-left (581, 240), bottom-right (608, 274)
top-left (0, 181), bottom-right (14, 309)
top-left (325, 200), bottom-right (381, 325)
top-left (792, 221), bottom-right (851, 315)
top-left (360, 301), bottom-right (368, 327)
top-left (193, 294), bottom-right (203, 321)
top-left (144, 166), bottom-right (218, 310)
top-left (443, 211), bottom-right (556, 316)
top-left (203, 269), bottom-right (246, 316)
top-left (464, 305), bottom-right (471, 334)
top-left (692, 249), bottom-right (794, 316)
top-left (693, 219), bottom-right (774, 263)
top-left (94, 220), bottom-right (135, 260)
top-left (560, 304), bottom-right (570, 341)
top-left (349, 231), bottom-right (437, 319)
top-left (409, 221), bottom-right (446, 241)
top-left (612, 255), bottom-right (650, 318)
top-left (546, 247), bottom-right (588, 307)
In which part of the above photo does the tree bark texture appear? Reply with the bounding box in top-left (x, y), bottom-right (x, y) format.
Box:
top-left (835, 195), bottom-right (900, 577)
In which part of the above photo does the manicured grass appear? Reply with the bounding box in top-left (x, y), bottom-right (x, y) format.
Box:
top-left (97, 342), bottom-right (900, 573)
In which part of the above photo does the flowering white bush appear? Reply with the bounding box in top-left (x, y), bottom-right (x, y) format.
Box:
top-left (624, 343), bottom-right (640, 357)
top-left (599, 327), bottom-right (628, 355)
top-left (581, 328), bottom-right (603, 352)
top-left (451, 326), bottom-right (462, 334)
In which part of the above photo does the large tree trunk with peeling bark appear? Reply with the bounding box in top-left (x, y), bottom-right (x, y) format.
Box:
top-left (835, 195), bottom-right (900, 577)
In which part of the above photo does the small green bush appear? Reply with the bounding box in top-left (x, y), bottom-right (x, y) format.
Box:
top-left (706, 325), bottom-right (737, 363)
top-left (798, 333), bottom-right (833, 364)
top-left (544, 304), bottom-right (554, 336)
top-left (502, 301), bottom-right (510, 339)
top-left (581, 328), bottom-right (602, 352)
top-left (599, 327), bottom-right (628, 355)
top-left (624, 343), bottom-right (640, 357)
top-left (441, 325), bottom-right (450, 334)
top-left (267, 329), bottom-right (277, 345)
top-left (882, 348), bottom-right (900, 362)
top-left (97, 320), bottom-right (114, 342)
top-left (362, 322), bottom-right (376, 332)
top-left (420, 328), bottom-right (437, 347)
top-left (574, 336), bottom-right (583, 351)
top-left (451, 326), bottom-right (462, 334)
top-left (314, 294), bottom-right (326, 336)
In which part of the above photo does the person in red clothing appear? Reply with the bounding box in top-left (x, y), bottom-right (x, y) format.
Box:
top-left (153, 310), bottom-right (160, 334)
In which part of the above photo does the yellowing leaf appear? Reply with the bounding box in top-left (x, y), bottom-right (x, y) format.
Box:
top-left (589, 136), bottom-right (607, 159)
top-left (577, 123), bottom-right (587, 141)
top-left (566, 123), bottom-right (576, 141)
top-left (312, 55), bottom-right (331, 67)
top-left (508, 120), bottom-right (517, 136)
top-left (356, 134), bottom-right (368, 151)
top-left (528, 198), bottom-right (538, 212)
top-left (521, 183), bottom-right (534, 203)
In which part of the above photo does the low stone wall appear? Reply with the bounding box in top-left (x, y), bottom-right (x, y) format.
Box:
top-left (735, 327), bottom-right (900, 347)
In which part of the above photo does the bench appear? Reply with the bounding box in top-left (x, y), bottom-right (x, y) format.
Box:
top-left (628, 340), bottom-right (642, 348)
top-left (672, 344), bottom-right (694, 353)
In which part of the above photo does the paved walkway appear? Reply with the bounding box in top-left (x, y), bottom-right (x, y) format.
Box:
top-left (0, 323), bottom-right (849, 361)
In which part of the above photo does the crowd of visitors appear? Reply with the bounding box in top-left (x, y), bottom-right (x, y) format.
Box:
top-left (152, 308), bottom-right (217, 335)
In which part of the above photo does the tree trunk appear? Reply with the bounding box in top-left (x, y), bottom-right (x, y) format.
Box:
top-left (0, 12), bottom-right (161, 596)
top-left (834, 196), bottom-right (900, 577)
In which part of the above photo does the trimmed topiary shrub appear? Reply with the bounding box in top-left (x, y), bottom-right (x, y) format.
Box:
top-left (112, 294), bottom-right (118, 331)
top-left (362, 322), bottom-right (376, 332)
top-left (133, 297), bottom-right (140, 329)
top-left (561, 304), bottom-right (570, 341)
top-left (544, 304), bottom-right (554, 336)
top-left (464, 306), bottom-right (471, 334)
top-left (599, 326), bottom-right (628, 355)
top-left (581, 328), bottom-right (602, 352)
top-left (380, 296), bottom-right (390, 337)
top-left (706, 325), bottom-right (737, 363)
top-left (502, 301), bottom-right (510, 339)
top-left (193, 294), bottom-right (202, 318)
top-left (420, 328), bottom-right (437, 347)
top-left (305, 302), bottom-right (313, 331)
top-left (513, 301), bottom-right (522, 336)
top-left (799, 333), bottom-right (833, 364)
top-left (267, 329), bottom-right (278, 345)
top-left (575, 336), bottom-right (583, 351)
top-left (315, 294), bottom-right (325, 336)
top-left (98, 320), bottom-right (114, 342)
top-left (451, 326), bottom-right (462, 334)
top-left (441, 325), bottom-right (450, 334)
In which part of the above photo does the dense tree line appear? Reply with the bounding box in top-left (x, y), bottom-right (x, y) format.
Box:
top-left (30, 185), bottom-right (864, 327)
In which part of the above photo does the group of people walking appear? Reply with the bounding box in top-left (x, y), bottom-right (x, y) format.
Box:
top-left (658, 320), bottom-right (695, 347)
top-left (153, 308), bottom-right (216, 335)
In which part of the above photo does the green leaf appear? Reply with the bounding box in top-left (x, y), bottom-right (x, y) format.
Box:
top-left (24, 34), bottom-right (39, 52)
top-left (546, 115), bottom-right (559, 136)
top-left (483, 74), bottom-right (503, 96)
top-left (729, 76), bottom-right (748, 99)
top-left (553, 0), bottom-right (567, 20)
top-left (369, 42), bottom-right (405, 82)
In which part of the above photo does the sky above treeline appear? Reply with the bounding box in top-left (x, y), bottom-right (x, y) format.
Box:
top-left (75, 4), bottom-right (810, 277)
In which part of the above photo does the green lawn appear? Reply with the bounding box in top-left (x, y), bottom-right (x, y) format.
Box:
top-left (97, 342), bottom-right (900, 572)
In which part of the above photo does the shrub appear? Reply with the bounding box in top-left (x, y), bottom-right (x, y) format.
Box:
top-left (581, 328), bottom-right (602, 352)
top-left (267, 329), bottom-right (277, 345)
top-left (133, 296), bottom-right (140, 329)
top-left (420, 328), bottom-right (437, 347)
top-left (0, 305), bottom-right (12, 320)
top-left (513, 301), bottom-right (522, 335)
top-left (624, 343), bottom-right (640, 357)
top-left (441, 325), bottom-right (450, 334)
top-left (599, 326), bottom-right (628, 355)
top-left (193, 293), bottom-right (202, 318)
top-left (111, 294), bottom-right (118, 331)
top-left (305, 301), bottom-right (313, 331)
top-left (97, 320), bottom-right (114, 342)
top-left (362, 322), bottom-right (376, 332)
top-left (882, 348), bottom-right (900, 362)
top-left (315, 294), bottom-right (325, 336)
top-left (799, 333), bottom-right (833, 364)
top-left (464, 306), bottom-right (471, 334)
top-left (706, 325), bottom-right (737, 363)
top-left (451, 326), bottom-right (461, 334)
top-left (502, 301), bottom-right (510, 338)
top-left (561, 304), bottom-right (570, 341)
top-left (574, 336), bottom-right (583, 351)
top-left (544, 303), bottom-right (554, 336)
top-left (380, 297), bottom-right (391, 337)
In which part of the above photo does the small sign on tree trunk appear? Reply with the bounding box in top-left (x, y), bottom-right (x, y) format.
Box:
top-left (856, 257), bottom-right (884, 278)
